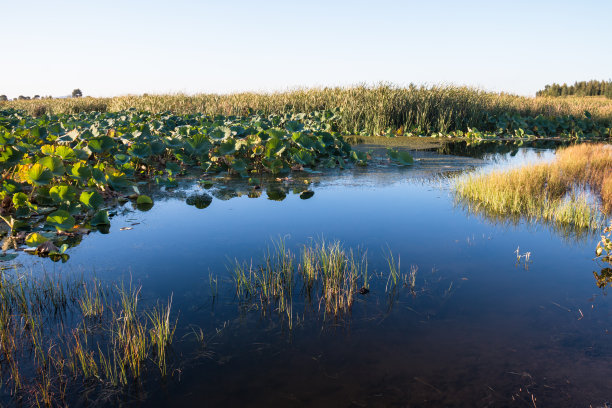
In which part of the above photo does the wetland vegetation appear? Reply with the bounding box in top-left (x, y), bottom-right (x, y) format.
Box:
top-left (1, 85), bottom-right (612, 406)
top-left (454, 143), bottom-right (612, 230)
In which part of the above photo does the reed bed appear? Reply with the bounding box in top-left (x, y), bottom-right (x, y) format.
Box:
top-left (231, 239), bottom-right (420, 322)
top-left (0, 269), bottom-right (177, 406)
top-left (4, 85), bottom-right (612, 135)
top-left (455, 143), bottom-right (612, 230)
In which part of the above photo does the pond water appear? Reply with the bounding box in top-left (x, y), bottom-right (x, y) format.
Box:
top-left (5, 141), bottom-right (612, 407)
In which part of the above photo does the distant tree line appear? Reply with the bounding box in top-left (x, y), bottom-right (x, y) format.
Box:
top-left (536, 80), bottom-right (612, 98)
top-left (0, 89), bottom-right (83, 102)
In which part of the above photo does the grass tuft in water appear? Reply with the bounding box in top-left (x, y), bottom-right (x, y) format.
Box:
top-left (455, 143), bottom-right (612, 230)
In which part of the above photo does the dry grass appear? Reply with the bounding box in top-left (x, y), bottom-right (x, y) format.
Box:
top-left (3, 85), bottom-right (612, 135)
top-left (455, 143), bottom-right (612, 230)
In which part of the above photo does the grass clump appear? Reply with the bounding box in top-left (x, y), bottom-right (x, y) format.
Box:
top-left (455, 143), bottom-right (612, 230)
top-left (232, 239), bottom-right (427, 323)
top-left (232, 239), bottom-right (368, 318)
top-left (0, 270), bottom-right (177, 406)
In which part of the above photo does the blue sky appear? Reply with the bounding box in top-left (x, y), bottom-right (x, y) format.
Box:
top-left (3, 0), bottom-right (611, 98)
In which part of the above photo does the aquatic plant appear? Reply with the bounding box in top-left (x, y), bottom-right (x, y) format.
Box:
top-left (455, 144), bottom-right (612, 230)
top-left (232, 239), bottom-right (425, 323)
top-left (0, 108), bottom-right (361, 260)
top-left (3, 85), bottom-right (612, 137)
top-left (0, 270), bottom-right (178, 406)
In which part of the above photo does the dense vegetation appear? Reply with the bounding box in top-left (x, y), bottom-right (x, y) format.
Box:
top-left (455, 144), bottom-right (612, 231)
top-left (536, 80), bottom-right (612, 98)
top-left (0, 109), bottom-right (368, 260)
top-left (2, 85), bottom-right (612, 136)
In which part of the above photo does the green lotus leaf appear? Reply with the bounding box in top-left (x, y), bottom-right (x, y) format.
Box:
top-left (12, 192), bottom-right (28, 208)
top-left (2, 180), bottom-right (21, 194)
top-left (208, 128), bottom-right (226, 140)
top-left (387, 148), bottom-right (414, 165)
top-left (90, 210), bottom-right (110, 226)
top-left (71, 162), bottom-right (93, 181)
top-left (114, 153), bottom-right (131, 165)
top-left (266, 129), bottom-right (286, 139)
top-left (49, 185), bottom-right (77, 203)
top-left (39, 156), bottom-right (66, 176)
top-left (25, 232), bottom-right (48, 247)
top-left (136, 195), bottom-right (153, 205)
top-left (166, 162), bottom-right (181, 176)
top-left (292, 150), bottom-right (314, 166)
top-left (262, 157), bottom-right (284, 174)
top-left (80, 190), bottom-right (103, 210)
top-left (27, 164), bottom-right (53, 186)
top-left (265, 137), bottom-right (286, 157)
top-left (128, 143), bottom-right (152, 159)
top-left (218, 139), bottom-right (237, 156)
top-left (46, 210), bottom-right (76, 231)
top-left (88, 136), bottom-right (116, 153)
top-left (286, 121), bottom-right (304, 132)
top-left (91, 167), bottom-right (106, 184)
top-left (292, 133), bottom-right (316, 150)
top-left (136, 196), bottom-right (154, 211)
top-left (41, 145), bottom-right (55, 156)
top-left (0, 253), bottom-right (18, 261)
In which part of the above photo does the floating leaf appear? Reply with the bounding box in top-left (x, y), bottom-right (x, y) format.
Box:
top-left (46, 210), bottom-right (76, 231)
top-left (25, 232), bottom-right (48, 247)
top-left (387, 148), bottom-right (414, 165)
top-left (90, 210), bottom-right (110, 226)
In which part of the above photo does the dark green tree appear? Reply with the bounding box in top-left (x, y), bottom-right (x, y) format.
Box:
top-left (72, 88), bottom-right (83, 98)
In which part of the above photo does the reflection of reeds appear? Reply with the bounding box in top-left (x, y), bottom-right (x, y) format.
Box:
top-left (455, 144), bottom-right (612, 231)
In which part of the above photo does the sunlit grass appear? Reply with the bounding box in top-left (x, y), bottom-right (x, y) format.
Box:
top-left (4, 85), bottom-right (612, 135)
top-left (0, 269), bottom-right (177, 406)
top-left (455, 143), bottom-right (612, 230)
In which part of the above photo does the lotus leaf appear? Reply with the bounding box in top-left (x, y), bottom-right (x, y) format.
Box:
top-left (25, 232), bottom-right (48, 247)
top-left (90, 210), bottom-right (110, 226)
top-left (46, 210), bottom-right (76, 231)
top-left (27, 164), bottom-right (53, 186)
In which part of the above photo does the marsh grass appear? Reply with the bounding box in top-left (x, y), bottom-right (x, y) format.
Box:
top-left (231, 239), bottom-right (423, 324)
top-left (455, 144), bottom-right (612, 230)
top-left (5, 85), bottom-right (612, 135)
top-left (0, 270), bottom-right (178, 406)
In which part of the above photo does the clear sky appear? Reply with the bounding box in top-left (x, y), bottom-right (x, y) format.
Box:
top-left (2, 0), bottom-right (611, 98)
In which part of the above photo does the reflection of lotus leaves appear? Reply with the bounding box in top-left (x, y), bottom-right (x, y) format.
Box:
top-left (136, 202), bottom-right (154, 212)
top-left (212, 189), bottom-right (239, 201)
top-left (299, 191), bottom-right (314, 200)
top-left (267, 187), bottom-right (287, 201)
top-left (248, 190), bottom-right (262, 199)
top-left (593, 268), bottom-right (612, 288)
top-left (186, 193), bottom-right (213, 209)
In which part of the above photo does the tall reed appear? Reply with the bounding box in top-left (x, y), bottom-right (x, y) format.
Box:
top-left (4, 85), bottom-right (612, 135)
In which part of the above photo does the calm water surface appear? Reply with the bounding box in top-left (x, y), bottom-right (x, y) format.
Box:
top-left (9, 145), bottom-right (612, 407)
